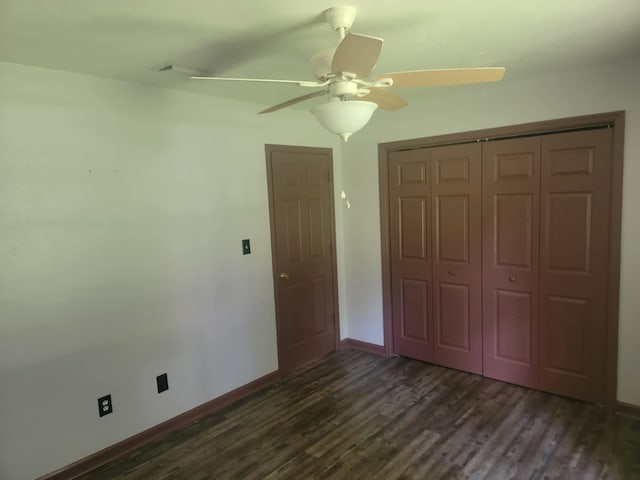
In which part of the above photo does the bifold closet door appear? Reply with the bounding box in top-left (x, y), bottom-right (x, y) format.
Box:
top-left (430, 144), bottom-right (482, 374)
top-left (538, 128), bottom-right (612, 403)
top-left (387, 123), bottom-right (616, 403)
top-left (389, 149), bottom-right (434, 363)
top-left (482, 137), bottom-right (541, 388)
top-left (389, 145), bottom-right (482, 371)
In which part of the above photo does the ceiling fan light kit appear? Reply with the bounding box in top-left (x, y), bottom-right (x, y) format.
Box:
top-left (180, 5), bottom-right (506, 141)
top-left (311, 100), bottom-right (378, 142)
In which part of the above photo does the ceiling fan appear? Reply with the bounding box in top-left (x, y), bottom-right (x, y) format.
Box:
top-left (183, 5), bottom-right (505, 140)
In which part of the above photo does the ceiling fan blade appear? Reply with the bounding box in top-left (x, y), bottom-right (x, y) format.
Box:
top-left (258, 90), bottom-right (327, 114)
top-left (331, 33), bottom-right (383, 78)
top-left (191, 76), bottom-right (324, 88)
top-left (379, 67), bottom-right (505, 88)
top-left (360, 88), bottom-right (408, 111)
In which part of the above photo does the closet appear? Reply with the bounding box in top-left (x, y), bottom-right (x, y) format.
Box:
top-left (382, 116), bottom-right (620, 404)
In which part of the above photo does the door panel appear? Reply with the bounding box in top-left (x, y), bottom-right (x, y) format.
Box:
top-left (431, 144), bottom-right (482, 374)
top-left (268, 146), bottom-right (337, 373)
top-left (400, 197), bottom-right (428, 259)
top-left (312, 276), bottom-right (329, 334)
top-left (482, 137), bottom-right (540, 388)
top-left (389, 149), bottom-right (433, 362)
top-left (495, 290), bottom-right (533, 365)
top-left (539, 129), bottom-right (612, 402)
top-left (435, 195), bottom-right (469, 263)
top-left (284, 280), bottom-right (306, 345)
top-left (545, 296), bottom-right (589, 375)
top-left (545, 193), bottom-right (592, 272)
top-left (438, 283), bottom-right (470, 350)
top-left (495, 194), bottom-right (534, 268)
top-left (401, 278), bottom-right (430, 341)
top-left (308, 198), bottom-right (326, 258)
top-left (282, 199), bottom-right (303, 261)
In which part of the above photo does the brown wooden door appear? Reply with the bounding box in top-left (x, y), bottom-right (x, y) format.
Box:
top-left (389, 145), bottom-right (482, 371)
top-left (380, 114), bottom-right (623, 408)
top-left (538, 129), bottom-right (612, 403)
top-left (389, 149), bottom-right (434, 362)
top-left (482, 137), bottom-right (541, 388)
top-left (431, 144), bottom-right (483, 374)
top-left (266, 145), bottom-right (338, 374)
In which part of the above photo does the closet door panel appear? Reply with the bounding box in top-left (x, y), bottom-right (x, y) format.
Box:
top-left (431, 144), bottom-right (482, 374)
top-left (539, 129), bottom-right (612, 403)
top-left (482, 137), bottom-right (541, 388)
top-left (389, 149), bottom-right (434, 362)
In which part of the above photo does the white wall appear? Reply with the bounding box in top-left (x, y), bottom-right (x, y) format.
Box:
top-left (0, 61), bottom-right (343, 480)
top-left (341, 57), bottom-right (640, 406)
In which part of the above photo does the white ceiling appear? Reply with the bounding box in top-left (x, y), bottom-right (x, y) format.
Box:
top-left (1, 0), bottom-right (639, 111)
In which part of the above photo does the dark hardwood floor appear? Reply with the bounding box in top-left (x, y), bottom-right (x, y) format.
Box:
top-left (79, 350), bottom-right (640, 479)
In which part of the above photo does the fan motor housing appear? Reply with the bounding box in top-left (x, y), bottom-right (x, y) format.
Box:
top-left (329, 80), bottom-right (358, 98)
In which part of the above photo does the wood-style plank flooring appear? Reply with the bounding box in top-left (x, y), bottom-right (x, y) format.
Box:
top-left (79, 350), bottom-right (640, 479)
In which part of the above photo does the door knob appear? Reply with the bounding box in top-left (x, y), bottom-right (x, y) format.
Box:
top-left (448, 269), bottom-right (456, 275)
top-left (508, 276), bottom-right (517, 282)
top-left (279, 272), bottom-right (290, 280)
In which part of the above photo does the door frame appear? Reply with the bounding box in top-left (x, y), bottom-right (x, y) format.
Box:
top-left (378, 111), bottom-right (625, 412)
top-left (265, 144), bottom-right (341, 372)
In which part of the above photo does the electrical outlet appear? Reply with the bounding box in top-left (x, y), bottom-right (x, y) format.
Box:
top-left (98, 394), bottom-right (113, 417)
top-left (157, 373), bottom-right (169, 393)
top-left (242, 239), bottom-right (251, 255)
